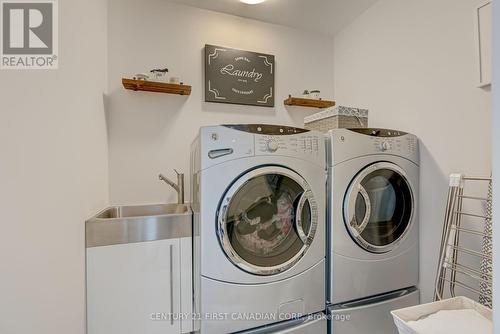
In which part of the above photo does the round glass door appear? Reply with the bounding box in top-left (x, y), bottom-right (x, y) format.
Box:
top-left (343, 162), bottom-right (414, 253)
top-left (217, 166), bottom-right (318, 276)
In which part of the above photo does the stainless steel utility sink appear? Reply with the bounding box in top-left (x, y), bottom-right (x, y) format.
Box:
top-left (86, 203), bottom-right (192, 248)
top-left (95, 203), bottom-right (189, 219)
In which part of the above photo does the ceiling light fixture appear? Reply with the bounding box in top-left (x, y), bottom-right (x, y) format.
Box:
top-left (240, 0), bottom-right (266, 4)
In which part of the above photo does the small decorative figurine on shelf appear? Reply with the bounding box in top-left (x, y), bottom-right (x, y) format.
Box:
top-left (309, 90), bottom-right (320, 99)
top-left (150, 68), bottom-right (169, 82)
top-left (302, 89), bottom-right (321, 99)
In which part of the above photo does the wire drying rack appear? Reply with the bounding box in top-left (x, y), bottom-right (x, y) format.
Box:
top-left (434, 174), bottom-right (492, 308)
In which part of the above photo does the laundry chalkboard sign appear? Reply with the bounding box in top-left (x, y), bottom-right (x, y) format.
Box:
top-left (205, 45), bottom-right (275, 107)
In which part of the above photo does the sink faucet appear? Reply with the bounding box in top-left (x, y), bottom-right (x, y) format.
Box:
top-left (159, 170), bottom-right (184, 204)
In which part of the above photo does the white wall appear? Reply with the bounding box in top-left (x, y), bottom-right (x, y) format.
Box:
top-left (492, 0), bottom-right (499, 331)
top-left (0, 0), bottom-right (109, 333)
top-left (107, 0), bottom-right (334, 204)
top-left (333, 0), bottom-right (492, 302)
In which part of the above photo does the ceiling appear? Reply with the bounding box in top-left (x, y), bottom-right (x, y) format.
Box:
top-left (167, 0), bottom-right (378, 36)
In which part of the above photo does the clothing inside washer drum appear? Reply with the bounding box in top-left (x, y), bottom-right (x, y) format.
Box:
top-left (223, 173), bottom-right (312, 267)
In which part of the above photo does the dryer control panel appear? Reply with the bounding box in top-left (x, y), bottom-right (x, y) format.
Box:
top-left (329, 128), bottom-right (419, 166)
top-left (371, 136), bottom-right (418, 155)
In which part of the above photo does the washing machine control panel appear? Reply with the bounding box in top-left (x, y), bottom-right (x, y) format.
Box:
top-left (265, 138), bottom-right (279, 152)
top-left (199, 125), bottom-right (326, 170)
top-left (223, 124), bottom-right (308, 135)
top-left (256, 133), bottom-right (322, 158)
top-left (379, 141), bottom-right (391, 151)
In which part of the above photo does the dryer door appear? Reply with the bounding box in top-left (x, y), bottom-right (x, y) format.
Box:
top-left (217, 166), bottom-right (319, 276)
top-left (344, 162), bottom-right (414, 253)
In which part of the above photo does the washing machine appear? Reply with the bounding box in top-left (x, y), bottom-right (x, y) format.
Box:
top-left (191, 124), bottom-right (326, 334)
top-left (327, 128), bottom-right (419, 305)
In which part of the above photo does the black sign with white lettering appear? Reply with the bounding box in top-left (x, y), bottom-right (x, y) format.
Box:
top-left (205, 45), bottom-right (275, 107)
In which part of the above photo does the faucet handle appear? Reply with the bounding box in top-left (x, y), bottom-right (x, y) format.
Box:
top-left (174, 169), bottom-right (183, 176)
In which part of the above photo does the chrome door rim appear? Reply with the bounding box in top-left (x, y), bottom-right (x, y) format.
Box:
top-left (217, 166), bottom-right (318, 276)
top-left (343, 162), bottom-right (414, 253)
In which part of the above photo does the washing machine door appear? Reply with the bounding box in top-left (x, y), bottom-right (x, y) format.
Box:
top-left (344, 162), bottom-right (414, 253)
top-left (217, 166), bottom-right (319, 276)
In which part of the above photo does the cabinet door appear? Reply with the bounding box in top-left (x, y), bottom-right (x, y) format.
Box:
top-left (87, 239), bottom-right (181, 334)
top-left (179, 237), bottom-right (194, 333)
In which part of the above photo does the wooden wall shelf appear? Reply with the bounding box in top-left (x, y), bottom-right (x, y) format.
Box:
top-left (284, 96), bottom-right (335, 109)
top-left (122, 78), bottom-right (192, 95)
